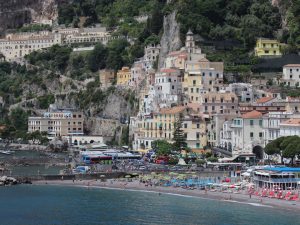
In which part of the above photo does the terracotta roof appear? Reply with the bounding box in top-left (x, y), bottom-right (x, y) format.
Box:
top-left (160, 68), bottom-right (178, 73)
top-left (256, 96), bottom-right (274, 104)
top-left (242, 110), bottom-right (262, 119)
top-left (168, 50), bottom-right (186, 57)
top-left (281, 118), bottom-right (300, 126)
top-left (159, 106), bottom-right (186, 114)
top-left (284, 64), bottom-right (300, 67)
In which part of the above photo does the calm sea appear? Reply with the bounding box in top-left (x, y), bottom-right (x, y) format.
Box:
top-left (0, 185), bottom-right (299, 225)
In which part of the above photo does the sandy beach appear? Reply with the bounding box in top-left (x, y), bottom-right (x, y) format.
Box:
top-left (33, 179), bottom-right (300, 212)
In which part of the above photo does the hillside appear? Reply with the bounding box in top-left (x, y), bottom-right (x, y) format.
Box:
top-left (0, 0), bottom-right (299, 144)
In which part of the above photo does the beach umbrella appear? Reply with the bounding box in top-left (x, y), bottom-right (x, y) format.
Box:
top-left (100, 175), bottom-right (106, 178)
top-left (125, 175), bottom-right (131, 178)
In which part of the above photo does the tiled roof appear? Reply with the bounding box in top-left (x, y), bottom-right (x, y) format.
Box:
top-left (242, 110), bottom-right (262, 119)
top-left (160, 68), bottom-right (178, 73)
top-left (256, 96), bottom-right (274, 104)
top-left (168, 50), bottom-right (186, 57)
top-left (284, 64), bottom-right (300, 67)
top-left (159, 106), bottom-right (186, 114)
top-left (281, 118), bottom-right (300, 126)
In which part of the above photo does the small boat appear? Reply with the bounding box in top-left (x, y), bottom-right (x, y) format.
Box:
top-left (0, 150), bottom-right (14, 155)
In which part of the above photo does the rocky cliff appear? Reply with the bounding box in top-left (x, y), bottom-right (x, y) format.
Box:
top-left (0, 0), bottom-right (59, 34)
top-left (158, 11), bottom-right (182, 69)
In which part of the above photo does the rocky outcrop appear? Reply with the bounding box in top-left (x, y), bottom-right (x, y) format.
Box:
top-left (0, 0), bottom-right (59, 34)
top-left (0, 176), bottom-right (19, 186)
top-left (158, 11), bottom-right (182, 69)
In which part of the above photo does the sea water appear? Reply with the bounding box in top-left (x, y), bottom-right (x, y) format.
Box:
top-left (0, 185), bottom-right (299, 225)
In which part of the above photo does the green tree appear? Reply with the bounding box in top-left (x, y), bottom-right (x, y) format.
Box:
top-left (264, 136), bottom-right (286, 164)
top-left (280, 136), bottom-right (300, 165)
top-left (172, 114), bottom-right (187, 152)
top-left (87, 43), bottom-right (108, 72)
top-left (152, 139), bottom-right (172, 156)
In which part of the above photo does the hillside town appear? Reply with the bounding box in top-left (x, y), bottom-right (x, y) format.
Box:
top-left (21, 28), bottom-right (300, 167)
top-left (1, 1), bottom-right (300, 223)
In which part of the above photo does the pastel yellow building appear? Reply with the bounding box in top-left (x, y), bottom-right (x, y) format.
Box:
top-left (183, 71), bottom-right (203, 103)
top-left (117, 67), bottom-right (131, 86)
top-left (254, 38), bottom-right (282, 57)
top-left (99, 69), bottom-right (115, 88)
top-left (182, 114), bottom-right (207, 152)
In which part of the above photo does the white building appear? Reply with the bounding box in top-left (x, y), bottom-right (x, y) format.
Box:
top-left (143, 44), bottom-right (160, 71)
top-left (219, 120), bottom-right (233, 154)
top-left (262, 112), bottom-right (294, 146)
top-left (0, 31), bottom-right (62, 61)
top-left (227, 83), bottom-right (254, 103)
top-left (154, 68), bottom-right (183, 108)
top-left (282, 64), bottom-right (300, 87)
top-left (231, 110), bottom-right (264, 155)
top-left (280, 118), bottom-right (300, 136)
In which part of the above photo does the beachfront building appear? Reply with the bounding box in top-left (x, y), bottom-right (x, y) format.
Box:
top-left (0, 31), bottom-right (62, 61)
top-left (280, 118), bottom-right (300, 137)
top-left (116, 67), bottom-right (131, 86)
top-left (282, 64), bottom-right (300, 87)
top-left (262, 112), bottom-right (294, 146)
top-left (99, 69), bottom-right (115, 88)
top-left (219, 120), bottom-right (233, 155)
top-left (231, 110), bottom-right (264, 156)
top-left (132, 106), bottom-right (188, 151)
top-left (254, 38), bottom-right (282, 57)
top-left (28, 109), bottom-right (84, 140)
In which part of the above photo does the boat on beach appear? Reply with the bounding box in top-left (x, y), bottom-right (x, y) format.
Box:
top-left (0, 150), bottom-right (14, 155)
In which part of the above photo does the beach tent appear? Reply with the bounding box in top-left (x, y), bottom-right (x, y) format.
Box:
top-left (177, 158), bottom-right (187, 165)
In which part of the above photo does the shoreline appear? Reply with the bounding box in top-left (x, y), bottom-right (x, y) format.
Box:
top-left (33, 179), bottom-right (300, 212)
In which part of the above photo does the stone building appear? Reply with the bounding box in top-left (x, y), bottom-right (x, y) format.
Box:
top-left (0, 31), bottom-right (62, 61)
top-left (28, 110), bottom-right (84, 140)
top-left (202, 92), bottom-right (239, 115)
top-left (100, 69), bottom-right (115, 88)
top-left (117, 67), bottom-right (131, 86)
top-left (282, 64), bottom-right (300, 87)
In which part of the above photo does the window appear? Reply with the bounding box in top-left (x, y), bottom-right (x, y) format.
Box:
top-left (196, 132), bottom-right (200, 139)
top-left (250, 120), bottom-right (254, 126)
top-left (196, 143), bottom-right (200, 148)
top-left (259, 132), bottom-right (263, 138)
top-left (193, 80), bottom-right (196, 85)
top-left (184, 123), bottom-right (187, 128)
top-left (259, 120), bottom-right (263, 126)
top-left (250, 132), bottom-right (254, 138)
top-left (197, 124), bottom-right (200, 129)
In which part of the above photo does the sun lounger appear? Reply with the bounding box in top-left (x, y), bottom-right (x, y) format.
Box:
top-left (284, 192), bottom-right (292, 200)
top-left (268, 191), bottom-right (275, 198)
top-left (289, 194), bottom-right (299, 201)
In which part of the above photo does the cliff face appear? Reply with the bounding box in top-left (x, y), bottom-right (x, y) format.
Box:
top-left (158, 11), bottom-right (182, 69)
top-left (0, 0), bottom-right (59, 34)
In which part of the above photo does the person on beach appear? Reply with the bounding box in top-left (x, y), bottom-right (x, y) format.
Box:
top-left (249, 193), bottom-right (252, 199)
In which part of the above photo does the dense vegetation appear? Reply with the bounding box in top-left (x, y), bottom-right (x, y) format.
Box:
top-left (265, 136), bottom-right (300, 165)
